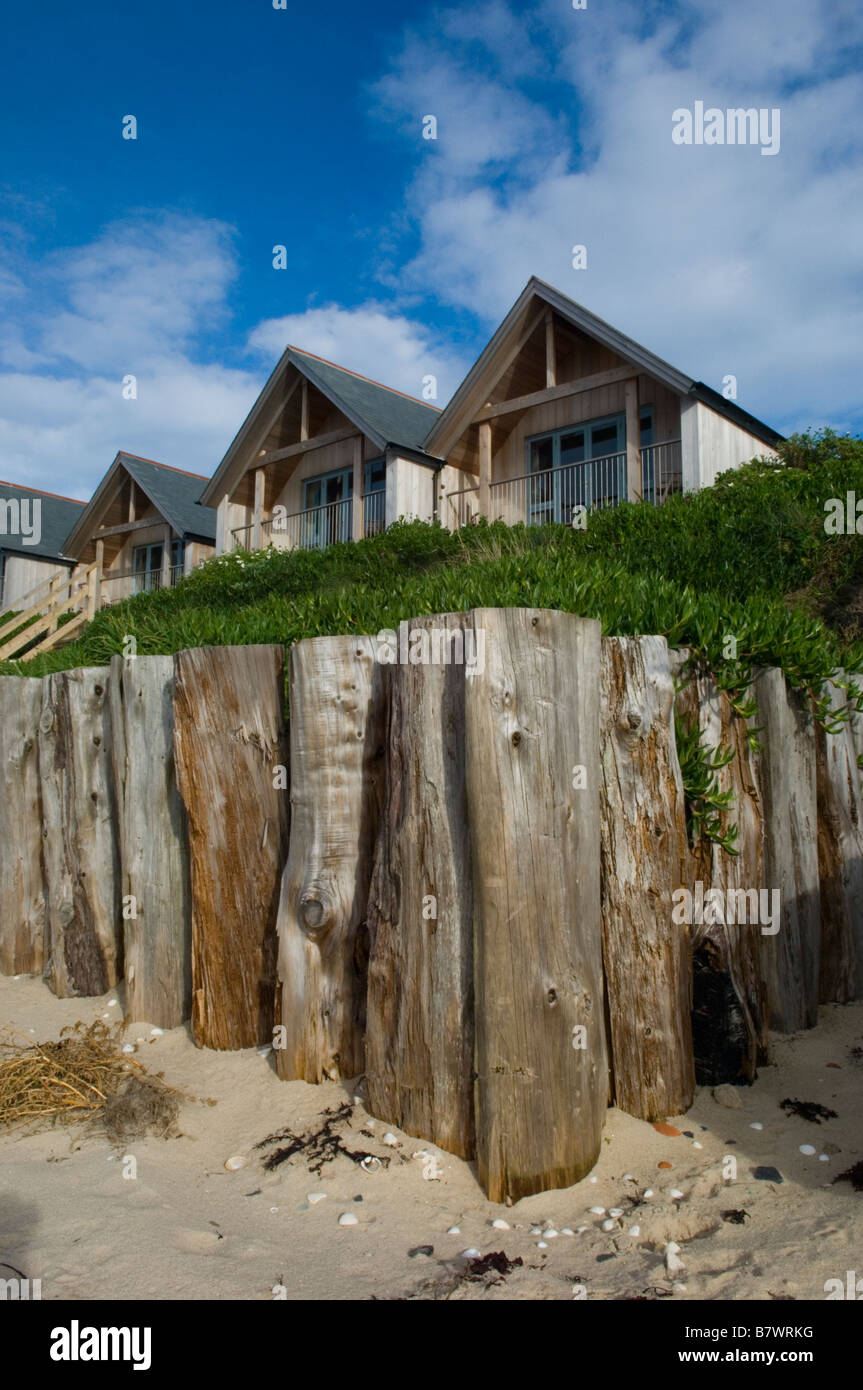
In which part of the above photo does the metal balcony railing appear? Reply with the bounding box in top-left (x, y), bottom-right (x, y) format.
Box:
top-left (231, 493), bottom-right (385, 552)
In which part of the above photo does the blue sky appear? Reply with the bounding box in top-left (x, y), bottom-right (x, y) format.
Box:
top-left (1, 0), bottom-right (861, 496)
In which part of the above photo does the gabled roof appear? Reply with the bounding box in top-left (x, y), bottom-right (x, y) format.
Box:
top-left (0, 479), bottom-right (85, 562)
top-left (200, 347), bottom-right (441, 507)
top-left (423, 276), bottom-right (784, 457)
top-left (62, 452), bottom-right (216, 558)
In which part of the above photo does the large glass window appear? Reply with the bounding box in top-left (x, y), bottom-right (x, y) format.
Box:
top-left (526, 413), bottom-right (626, 520)
top-left (132, 540), bottom-right (183, 591)
top-left (302, 467), bottom-right (353, 548)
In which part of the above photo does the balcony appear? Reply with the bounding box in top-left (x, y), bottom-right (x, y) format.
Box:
top-left (445, 440), bottom-right (682, 529)
top-left (231, 490), bottom-right (386, 553)
top-left (99, 563), bottom-right (185, 605)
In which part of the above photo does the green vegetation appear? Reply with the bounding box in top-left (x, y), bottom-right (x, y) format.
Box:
top-left (5, 430), bottom-right (863, 725)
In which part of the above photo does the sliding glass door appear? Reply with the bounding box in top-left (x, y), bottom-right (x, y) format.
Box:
top-left (527, 414), bottom-right (626, 522)
top-left (302, 467), bottom-right (353, 549)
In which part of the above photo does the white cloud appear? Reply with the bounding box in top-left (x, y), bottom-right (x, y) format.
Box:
top-left (372, 0), bottom-right (863, 434)
top-left (248, 302), bottom-right (470, 407)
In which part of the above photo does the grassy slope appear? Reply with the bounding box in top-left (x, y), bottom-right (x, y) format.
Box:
top-left (4, 431), bottom-right (863, 715)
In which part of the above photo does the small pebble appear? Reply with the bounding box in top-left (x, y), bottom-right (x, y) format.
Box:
top-left (692, 1141), bottom-right (703, 1150)
top-left (609, 1208), bottom-right (624, 1218)
top-left (588, 1206), bottom-right (606, 1215)
top-left (491, 1218), bottom-right (510, 1230)
top-left (101, 1012), bottom-right (111, 1019)
top-left (353, 1095), bottom-right (362, 1105)
top-left (224, 1156), bottom-right (246, 1171)
top-left (819, 1154), bottom-right (830, 1163)
top-left (121, 1043), bottom-right (135, 1054)
top-left (658, 1161), bottom-right (672, 1170)
top-left (307, 1193), bottom-right (327, 1204)
top-left (446, 1226), bottom-right (460, 1235)
top-left (753, 1165), bottom-right (783, 1183)
top-left (561, 1228), bottom-right (574, 1236)
top-left (382, 1133), bottom-right (399, 1147)
top-left (270, 1207), bottom-right (279, 1214)
top-left (576, 1226), bottom-right (589, 1235)
top-left (628, 1225), bottom-right (640, 1237)
top-left (670, 1188), bottom-right (684, 1200)
top-left (360, 1156), bottom-right (381, 1173)
top-left (589, 1176), bottom-right (597, 1183)
top-left (150, 1027), bottom-right (163, 1036)
top-left (653, 1122), bottom-right (681, 1137)
top-left (622, 1173), bottom-right (635, 1181)
top-left (799, 1144), bottom-right (816, 1156)
top-left (108, 999), bottom-right (118, 1007)
top-left (338, 1213), bottom-right (359, 1227)
top-left (601, 1218), bottom-right (616, 1232)
top-left (529, 1225), bottom-right (544, 1235)
top-left (642, 1189), bottom-right (654, 1199)
top-left (712, 1084), bottom-right (743, 1109)
top-left (750, 1122), bottom-right (763, 1131)
top-left (544, 1228), bottom-right (559, 1239)
top-left (462, 1248), bottom-right (482, 1258)
top-left (536, 1241), bottom-right (548, 1249)
top-left (408, 1245), bottom-right (434, 1258)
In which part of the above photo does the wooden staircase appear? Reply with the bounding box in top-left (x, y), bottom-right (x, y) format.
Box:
top-left (0, 560), bottom-right (101, 663)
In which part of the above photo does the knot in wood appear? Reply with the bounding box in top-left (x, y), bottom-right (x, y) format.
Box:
top-left (511, 731), bottom-right (522, 748)
top-left (299, 894), bottom-right (332, 939)
top-left (625, 711), bottom-right (642, 731)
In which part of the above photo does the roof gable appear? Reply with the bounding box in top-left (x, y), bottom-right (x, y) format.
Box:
top-left (62, 452), bottom-right (216, 558)
top-left (423, 277), bottom-right (783, 457)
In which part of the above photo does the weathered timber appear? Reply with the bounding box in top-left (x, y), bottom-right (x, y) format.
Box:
top-left (467, 608), bottom-right (607, 1203)
top-left (0, 676), bottom-right (45, 974)
top-left (39, 667), bottom-right (121, 996)
top-left (671, 652), bottom-right (768, 1084)
top-left (600, 637), bottom-right (694, 1120)
top-left (365, 614), bottom-right (475, 1157)
top-left (816, 676), bottom-right (863, 1001)
top-left (109, 655), bottom-right (191, 1027)
top-left (275, 635), bottom-right (386, 1083)
top-left (753, 668), bottom-right (820, 1032)
top-left (173, 645), bottom-right (289, 1049)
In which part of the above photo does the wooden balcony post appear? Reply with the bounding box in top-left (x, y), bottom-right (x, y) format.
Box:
top-left (252, 467), bottom-right (265, 550)
top-left (545, 310), bottom-right (556, 389)
top-left (352, 436), bottom-right (364, 541)
top-left (161, 525), bottom-right (172, 590)
top-left (625, 378), bottom-right (641, 503)
top-left (300, 379), bottom-right (309, 442)
top-left (478, 421), bottom-right (492, 518)
top-left (93, 539), bottom-right (103, 614)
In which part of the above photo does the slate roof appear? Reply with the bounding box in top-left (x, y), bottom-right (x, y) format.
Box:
top-left (118, 454), bottom-right (217, 540)
top-left (0, 479), bottom-right (85, 561)
top-left (288, 349), bottom-right (441, 453)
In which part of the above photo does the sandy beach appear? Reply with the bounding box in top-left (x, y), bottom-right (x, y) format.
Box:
top-left (2, 972), bottom-right (860, 1302)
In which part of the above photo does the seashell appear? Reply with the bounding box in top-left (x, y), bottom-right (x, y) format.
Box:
top-left (529, 1224), bottom-right (543, 1235)
top-left (642, 1189), bottom-right (654, 1199)
top-left (224, 1155), bottom-right (247, 1171)
top-left (461, 1247), bottom-right (482, 1258)
top-left (338, 1212), bottom-right (359, 1226)
top-left (270, 1207), bottom-right (279, 1213)
top-left (622, 1173), bottom-right (635, 1181)
top-left (108, 999), bottom-right (118, 1006)
top-left (589, 1175), bottom-right (597, 1183)
top-left (665, 1240), bottom-right (685, 1274)
top-left (818, 1154), bottom-right (829, 1162)
top-left (150, 1027), bottom-right (163, 1036)
top-left (446, 1226), bottom-right (460, 1235)
top-left (120, 1043), bottom-right (135, 1054)
top-left (749, 1122), bottom-right (763, 1131)
top-left (307, 1193), bottom-right (327, 1204)
top-left (360, 1156), bottom-right (381, 1173)
top-left (353, 1095), bottom-right (362, 1105)
top-left (382, 1132), bottom-right (399, 1147)
top-left (491, 1218), bottom-right (510, 1230)
top-left (628, 1225), bottom-right (640, 1237)
top-left (544, 1229), bottom-right (559, 1238)
top-left (561, 1228), bottom-right (575, 1236)
top-left (601, 1218), bottom-right (616, 1231)
top-left (670, 1188), bottom-right (684, 1200)
top-left (536, 1241), bottom-right (548, 1249)
top-left (799, 1144), bottom-right (816, 1156)
top-left (589, 1205), bottom-right (605, 1215)
top-left (692, 1141), bottom-right (703, 1150)
top-left (576, 1226), bottom-right (589, 1234)
top-left (609, 1208), bottom-right (624, 1218)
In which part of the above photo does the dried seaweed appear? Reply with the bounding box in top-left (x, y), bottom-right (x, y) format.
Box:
top-left (255, 1103), bottom-right (391, 1173)
top-left (779, 1098), bottom-right (837, 1124)
top-left (833, 1160), bottom-right (863, 1192)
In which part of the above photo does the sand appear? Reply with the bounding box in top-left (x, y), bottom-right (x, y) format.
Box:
top-left (1, 972), bottom-right (861, 1302)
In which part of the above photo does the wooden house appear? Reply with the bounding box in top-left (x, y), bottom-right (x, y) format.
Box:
top-left (0, 481), bottom-right (84, 613)
top-left (62, 452), bottom-right (217, 605)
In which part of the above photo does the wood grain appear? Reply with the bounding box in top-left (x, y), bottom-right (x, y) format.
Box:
top-left (0, 676), bottom-right (45, 975)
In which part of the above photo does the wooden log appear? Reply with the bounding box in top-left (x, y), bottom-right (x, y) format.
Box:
top-left (816, 676), bottom-right (863, 1002)
top-left (39, 667), bottom-right (121, 996)
top-left (365, 615), bottom-right (475, 1157)
top-left (0, 676), bottom-right (45, 975)
top-left (600, 637), bottom-right (694, 1120)
top-left (173, 645), bottom-right (289, 1049)
top-left (467, 608), bottom-right (607, 1203)
top-left (753, 668), bottom-right (820, 1032)
top-left (671, 653), bottom-right (768, 1084)
top-left (109, 655), bottom-right (192, 1027)
top-left (275, 634), bottom-right (387, 1083)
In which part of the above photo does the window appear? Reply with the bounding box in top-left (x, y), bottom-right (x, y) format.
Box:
top-left (363, 457), bottom-right (386, 538)
top-left (302, 466), bottom-right (353, 548)
top-left (526, 413), bottom-right (626, 519)
top-left (132, 540), bottom-right (184, 592)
